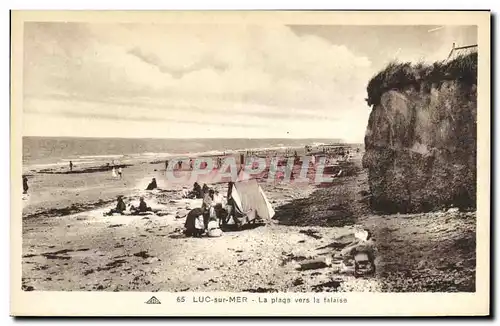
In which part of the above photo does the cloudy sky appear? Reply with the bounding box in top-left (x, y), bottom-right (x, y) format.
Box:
top-left (23, 23), bottom-right (477, 142)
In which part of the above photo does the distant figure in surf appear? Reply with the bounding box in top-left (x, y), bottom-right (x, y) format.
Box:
top-left (189, 159), bottom-right (194, 170)
top-left (145, 178), bottom-right (158, 190)
top-left (177, 160), bottom-right (182, 170)
top-left (112, 167), bottom-right (117, 178)
top-left (22, 176), bottom-right (29, 194)
top-left (118, 167), bottom-right (123, 179)
top-left (69, 161), bottom-right (73, 172)
top-left (165, 160), bottom-right (169, 170)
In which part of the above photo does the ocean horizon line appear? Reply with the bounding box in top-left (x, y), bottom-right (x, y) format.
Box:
top-left (22, 135), bottom-right (347, 141)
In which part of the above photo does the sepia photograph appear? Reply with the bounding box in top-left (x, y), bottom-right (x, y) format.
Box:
top-left (10, 10), bottom-right (490, 316)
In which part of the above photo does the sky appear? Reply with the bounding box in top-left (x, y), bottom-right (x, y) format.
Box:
top-left (22, 23), bottom-right (477, 142)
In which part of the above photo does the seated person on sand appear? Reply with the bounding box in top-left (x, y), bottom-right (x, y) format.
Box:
top-left (145, 178), bottom-right (158, 190)
top-left (194, 182), bottom-right (203, 198)
top-left (105, 196), bottom-right (127, 216)
top-left (130, 197), bottom-right (152, 215)
top-left (186, 182), bottom-right (203, 199)
top-left (184, 208), bottom-right (205, 237)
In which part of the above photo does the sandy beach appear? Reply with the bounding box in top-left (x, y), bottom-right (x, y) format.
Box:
top-left (21, 148), bottom-right (476, 293)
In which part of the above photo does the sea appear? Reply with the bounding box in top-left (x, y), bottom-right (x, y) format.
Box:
top-left (23, 137), bottom-right (342, 170)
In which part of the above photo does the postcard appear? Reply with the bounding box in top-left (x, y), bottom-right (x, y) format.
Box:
top-left (10, 10), bottom-right (490, 317)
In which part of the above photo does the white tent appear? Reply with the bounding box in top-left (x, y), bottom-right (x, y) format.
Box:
top-left (230, 179), bottom-right (275, 224)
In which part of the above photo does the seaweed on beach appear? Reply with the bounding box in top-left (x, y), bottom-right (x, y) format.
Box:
top-left (243, 287), bottom-right (279, 293)
top-left (273, 172), bottom-right (367, 227)
top-left (23, 199), bottom-right (117, 220)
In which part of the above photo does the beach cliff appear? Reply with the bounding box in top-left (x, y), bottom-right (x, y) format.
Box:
top-left (362, 52), bottom-right (477, 213)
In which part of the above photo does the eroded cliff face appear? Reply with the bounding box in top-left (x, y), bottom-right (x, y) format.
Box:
top-left (363, 81), bottom-right (477, 213)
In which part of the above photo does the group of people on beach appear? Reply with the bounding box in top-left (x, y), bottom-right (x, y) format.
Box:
top-left (184, 182), bottom-right (206, 199)
top-left (103, 175), bottom-right (159, 216)
top-left (104, 196), bottom-right (152, 216)
top-left (103, 178), bottom-right (239, 239)
top-left (165, 157), bottom-right (226, 171)
top-left (183, 181), bottom-right (243, 238)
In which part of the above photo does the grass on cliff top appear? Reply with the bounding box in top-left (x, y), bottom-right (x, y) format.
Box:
top-left (366, 52), bottom-right (477, 106)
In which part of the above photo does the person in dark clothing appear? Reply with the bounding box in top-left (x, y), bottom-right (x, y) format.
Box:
top-left (131, 197), bottom-right (152, 214)
top-left (227, 181), bottom-right (234, 199)
top-left (69, 161), bottom-right (73, 171)
top-left (145, 178), bottom-right (158, 190)
top-left (201, 183), bottom-right (209, 197)
top-left (22, 176), bottom-right (29, 194)
top-left (185, 182), bottom-right (202, 199)
top-left (177, 161), bottom-right (182, 170)
top-left (184, 208), bottom-right (205, 237)
top-left (138, 197), bottom-right (149, 212)
top-left (105, 196), bottom-right (127, 216)
top-left (115, 196), bottom-right (126, 212)
top-left (192, 182), bottom-right (202, 198)
top-left (165, 160), bottom-right (169, 170)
